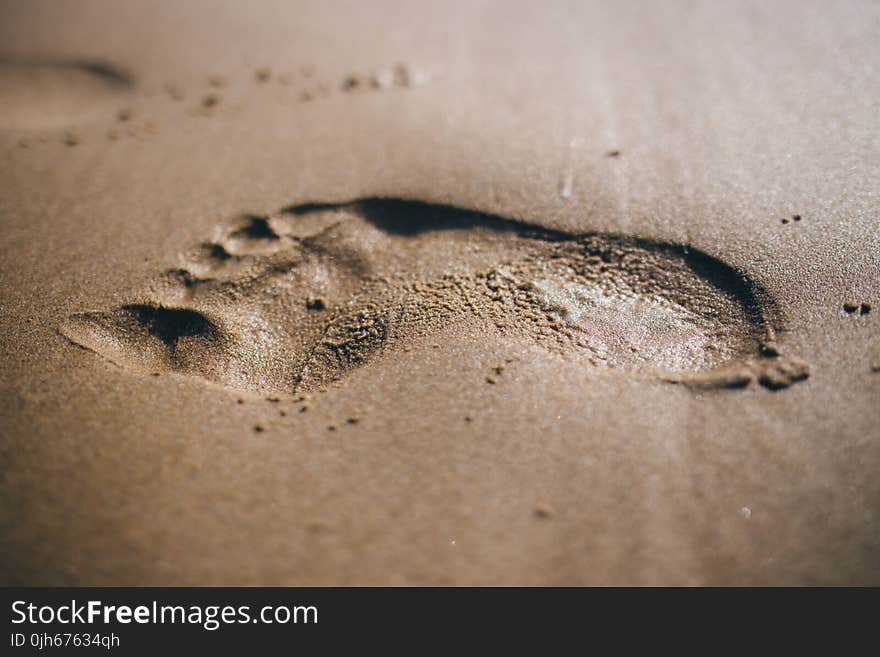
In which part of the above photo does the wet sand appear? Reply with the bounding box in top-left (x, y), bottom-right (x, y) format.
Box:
top-left (1, 0), bottom-right (878, 585)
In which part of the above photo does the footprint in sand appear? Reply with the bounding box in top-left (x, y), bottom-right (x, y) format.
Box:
top-left (0, 59), bottom-right (133, 130)
top-left (60, 198), bottom-right (810, 394)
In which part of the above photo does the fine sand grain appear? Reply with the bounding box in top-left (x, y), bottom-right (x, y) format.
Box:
top-left (1, 0), bottom-right (878, 585)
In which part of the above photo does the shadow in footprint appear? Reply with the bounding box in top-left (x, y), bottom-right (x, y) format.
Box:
top-left (123, 305), bottom-right (218, 349)
top-left (61, 198), bottom-right (809, 394)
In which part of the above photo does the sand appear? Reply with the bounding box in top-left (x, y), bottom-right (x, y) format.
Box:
top-left (1, 0), bottom-right (878, 585)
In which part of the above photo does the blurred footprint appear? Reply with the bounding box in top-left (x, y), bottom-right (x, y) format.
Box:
top-left (0, 58), bottom-right (133, 130)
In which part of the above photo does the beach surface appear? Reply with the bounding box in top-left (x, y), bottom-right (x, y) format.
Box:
top-left (1, 0), bottom-right (878, 585)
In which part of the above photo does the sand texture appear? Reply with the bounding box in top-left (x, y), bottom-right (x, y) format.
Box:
top-left (1, 0), bottom-right (879, 585)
